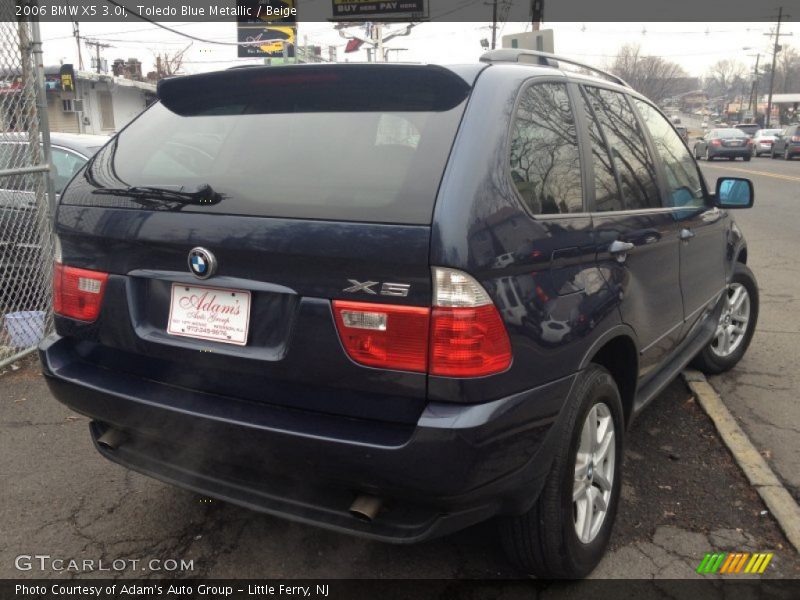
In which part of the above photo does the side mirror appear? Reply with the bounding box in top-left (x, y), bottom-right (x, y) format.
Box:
top-left (715, 177), bottom-right (754, 209)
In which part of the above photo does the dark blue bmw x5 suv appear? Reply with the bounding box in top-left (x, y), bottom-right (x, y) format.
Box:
top-left (40, 50), bottom-right (758, 578)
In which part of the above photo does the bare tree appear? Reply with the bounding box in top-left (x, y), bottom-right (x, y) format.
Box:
top-left (607, 44), bottom-right (689, 104)
top-left (704, 59), bottom-right (747, 101)
top-left (775, 45), bottom-right (800, 94)
top-left (151, 43), bottom-right (192, 79)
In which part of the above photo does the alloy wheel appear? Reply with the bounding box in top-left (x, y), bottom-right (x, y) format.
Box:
top-left (711, 283), bottom-right (751, 358)
top-left (573, 402), bottom-right (615, 544)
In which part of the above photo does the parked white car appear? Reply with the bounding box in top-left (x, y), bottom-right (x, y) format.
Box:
top-left (751, 128), bottom-right (784, 157)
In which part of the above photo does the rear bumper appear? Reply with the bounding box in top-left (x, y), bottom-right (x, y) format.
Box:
top-left (709, 147), bottom-right (750, 158)
top-left (39, 334), bottom-right (575, 543)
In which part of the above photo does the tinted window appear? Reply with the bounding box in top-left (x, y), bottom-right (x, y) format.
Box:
top-left (583, 87), bottom-right (660, 211)
top-left (76, 66), bottom-right (470, 224)
top-left (633, 100), bottom-right (705, 208)
top-left (577, 88), bottom-right (623, 212)
top-left (509, 82), bottom-right (583, 215)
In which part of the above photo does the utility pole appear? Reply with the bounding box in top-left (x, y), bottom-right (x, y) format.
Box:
top-left (764, 7), bottom-right (792, 128)
top-left (490, 0), bottom-right (498, 49)
top-left (532, 0), bottom-right (543, 31)
top-left (84, 39), bottom-right (112, 74)
top-left (747, 54), bottom-right (759, 114)
top-left (72, 21), bottom-right (83, 70)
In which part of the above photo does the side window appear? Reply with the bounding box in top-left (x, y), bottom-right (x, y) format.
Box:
top-left (633, 100), bottom-right (705, 208)
top-left (509, 82), bottom-right (584, 215)
top-left (51, 148), bottom-right (88, 194)
top-left (583, 86), bottom-right (660, 211)
top-left (577, 88), bottom-right (624, 212)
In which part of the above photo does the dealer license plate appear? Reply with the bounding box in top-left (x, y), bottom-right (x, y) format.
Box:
top-left (167, 284), bottom-right (251, 346)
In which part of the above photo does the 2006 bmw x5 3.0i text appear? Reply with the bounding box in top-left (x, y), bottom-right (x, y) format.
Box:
top-left (40, 50), bottom-right (758, 578)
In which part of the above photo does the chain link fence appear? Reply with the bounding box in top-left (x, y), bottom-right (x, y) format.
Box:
top-left (0, 9), bottom-right (55, 367)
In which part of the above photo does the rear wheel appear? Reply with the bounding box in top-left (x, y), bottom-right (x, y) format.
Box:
top-left (500, 365), bottom-right (624, 579)
top-left (691, 263), bottom-right (758, 374)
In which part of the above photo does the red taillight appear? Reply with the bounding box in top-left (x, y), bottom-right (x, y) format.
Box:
top-left (332, 268), bottom-right (513, 377)
top-left (429, 305), bottom-right (512, 377)
top-left (53, 263), bottom-right (109, 322)
top-left (332, 300), bottom-right (430, 372)
top-left (710, 139), bottom-right (721, 146)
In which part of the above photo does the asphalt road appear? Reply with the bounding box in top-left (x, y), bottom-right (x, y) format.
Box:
top-left (1, 352), bottom-right (797, 580)
top-left (698, 155), bottom-right (800, 503)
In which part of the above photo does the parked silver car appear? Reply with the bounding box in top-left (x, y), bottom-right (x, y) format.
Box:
top-left (751, 128), bottom-right (783, 157)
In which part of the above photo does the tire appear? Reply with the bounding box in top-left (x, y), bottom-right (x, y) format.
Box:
top-left (500, 365), bottom-right (624, 579)
top-left (691, 263), bottom-right (759, 375)
top-left (705, 148), bottom-right (712, 161)
top-left (694, 146), bottom-right (702, 160)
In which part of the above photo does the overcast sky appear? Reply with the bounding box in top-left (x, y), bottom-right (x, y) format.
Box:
top-left (36, 20), bottom-right (800, 80)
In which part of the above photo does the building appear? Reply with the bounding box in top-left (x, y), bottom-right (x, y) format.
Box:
top-left (42, 64), bottom-right (156, 135)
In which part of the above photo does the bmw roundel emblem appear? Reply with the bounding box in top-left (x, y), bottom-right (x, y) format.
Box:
top-left (188, 247), bottom-right (217, 280)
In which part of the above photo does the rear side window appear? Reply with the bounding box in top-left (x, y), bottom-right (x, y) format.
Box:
top-left (76, 66), bottom-right (471, 225)
top-left (583, 86), bottom-right (660, 211)
top-left (509, 82), bottom-right (584, 215)
top-left (576, 90), bottom-right (624, 212)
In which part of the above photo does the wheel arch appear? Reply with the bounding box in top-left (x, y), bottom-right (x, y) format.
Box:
top-left (579, 327), bottom-right (639, 428)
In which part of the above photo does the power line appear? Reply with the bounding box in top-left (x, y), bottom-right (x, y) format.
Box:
top-left (101, 0), bottom-right (255, 46)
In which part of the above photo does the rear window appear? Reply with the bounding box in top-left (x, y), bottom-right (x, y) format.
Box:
top-left (714, 129), bottom-right (748, 138)
top-left (75, 65), bottom-right (471, 224)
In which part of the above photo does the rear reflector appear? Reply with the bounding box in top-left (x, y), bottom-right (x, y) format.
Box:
top-left (53, 263), bottom-right (109, 322)
top-left (332, 268), bottom-right (513, 377)
top-left (333, 301), bottom-right (430, 372)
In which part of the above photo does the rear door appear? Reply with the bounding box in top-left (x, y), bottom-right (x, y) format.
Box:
top-left (632, 99), bottom-right (726, 334)
top-left (55, 65), bottom-right (476, 424)
top-left (578, 85), bottom-right (684, 378)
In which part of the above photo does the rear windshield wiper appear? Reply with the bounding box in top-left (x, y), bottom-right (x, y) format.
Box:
top-left (93, 183), bottom-right (222, 206)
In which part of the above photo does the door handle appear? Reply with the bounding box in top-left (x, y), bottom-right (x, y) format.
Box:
top-left (679, 228), bottom-right (695, 241)
top-left (609, 240), bottom-right (634, 262)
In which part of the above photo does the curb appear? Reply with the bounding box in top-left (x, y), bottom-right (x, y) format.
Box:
top-left (683, 369), bottom-right (800, 553)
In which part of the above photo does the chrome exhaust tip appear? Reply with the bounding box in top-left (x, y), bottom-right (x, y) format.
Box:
top-left (349, 494), bottom-right (382, 522)
top-left (97, 428), bottom-right (126, 451)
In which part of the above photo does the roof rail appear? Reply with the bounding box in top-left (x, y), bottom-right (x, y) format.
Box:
top-left (479, 49), bottom-right (629, 88)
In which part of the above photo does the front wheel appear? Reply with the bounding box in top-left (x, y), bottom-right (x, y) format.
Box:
top-left (500, 365), bottom-right (624, 578)
top-left (691, 263), bottom-right (758, 374)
